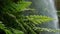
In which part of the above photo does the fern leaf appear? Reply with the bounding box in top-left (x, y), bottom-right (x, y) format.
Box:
top-left (26, 15), bottom-right (54, 24)
top-left (11, 28), bottom-right (24, 34)
top-left (16, 1), bottom-right (32, 11)
top-left (33, 27), bottom-right (60, 32)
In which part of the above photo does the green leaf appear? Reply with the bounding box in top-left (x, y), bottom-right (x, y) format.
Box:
top-left (33, 27), bottom-right (60, 32)
top-left (15, 1), bottom-right (32, 11)
top-left (0, 21), bottom-right (5, 29)
top-left (11, 28), bottom-right (24, 34)
top-left (5, 29), bottom-right (12, 34)
top-left (26, 15), bottom-right (54, 24)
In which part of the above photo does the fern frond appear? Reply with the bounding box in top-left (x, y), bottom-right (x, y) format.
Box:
top-left (26, 15), bottom-right (54, 24)
top-left (11, 28), bottom-right (24, 34)
top-left (2, 1), bottom-right (31, 12)
top-left (33, 27), bottom-right (60, 32)
top-left (16, 1), bottom-right (32, 11)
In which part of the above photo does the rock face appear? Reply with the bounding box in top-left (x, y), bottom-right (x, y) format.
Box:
top-left (55, 0), bottom-right (60, 10)
top-left (26, 0), bottom-right (59, 34)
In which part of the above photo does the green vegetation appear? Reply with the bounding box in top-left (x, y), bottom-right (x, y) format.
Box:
top-left (0, 0), bottom-right (60, 34)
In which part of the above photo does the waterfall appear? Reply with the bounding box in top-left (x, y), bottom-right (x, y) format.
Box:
top-left (25, 0), bottom-right (59, 34)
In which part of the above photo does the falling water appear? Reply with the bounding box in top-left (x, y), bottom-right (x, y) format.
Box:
top-left (25, 0), bottom-right (59, 34)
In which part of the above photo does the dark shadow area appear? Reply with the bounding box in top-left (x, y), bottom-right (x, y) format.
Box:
top-left (0, 29), bottom-right (6, 34)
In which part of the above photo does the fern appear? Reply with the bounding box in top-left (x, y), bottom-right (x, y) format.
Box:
top-left (33, 27), bottom-right (60, 32)
top-left (0, 0), bottom-right (59, 34)
top-left (26, 15), bottom-right (53, 24)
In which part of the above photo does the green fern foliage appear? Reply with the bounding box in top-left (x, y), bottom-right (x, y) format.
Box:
top-left (0, 0), bottom-right (59, 34)
top-left (33, 27), bottom-right (60, 32)
top-left (26, 15), bottom-right (53, 24)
